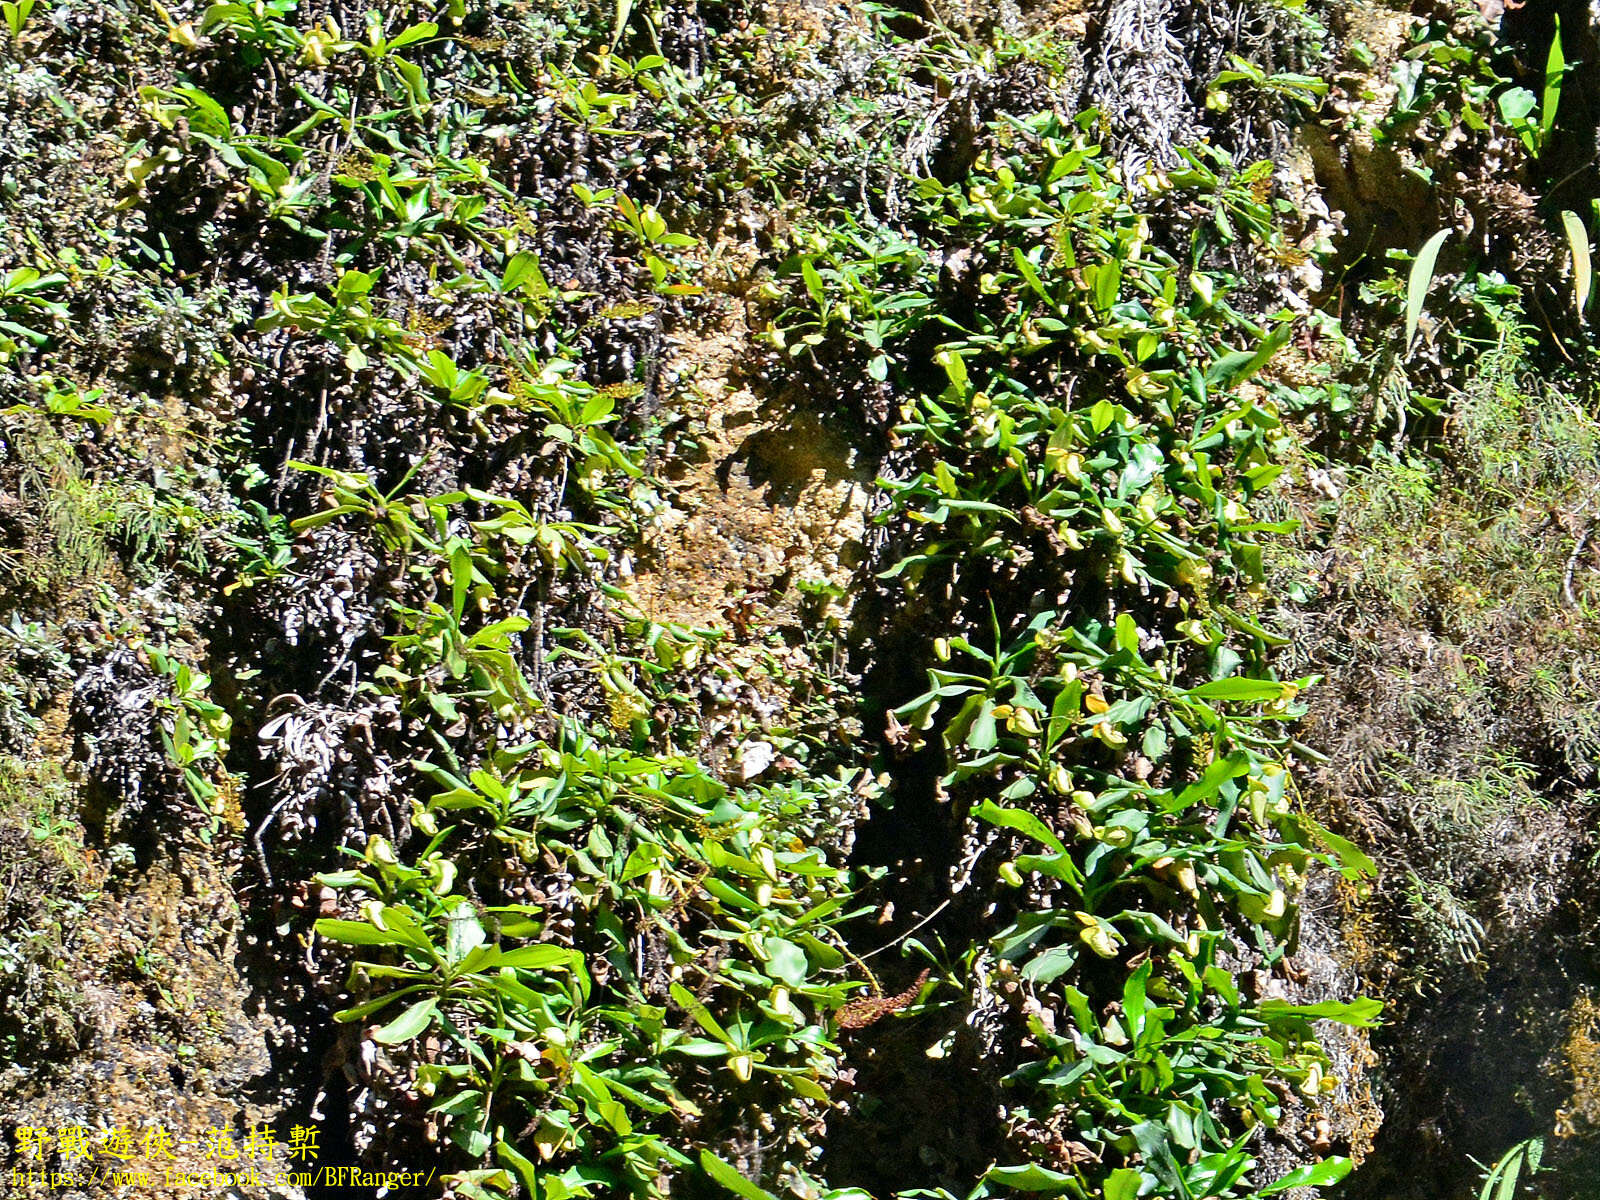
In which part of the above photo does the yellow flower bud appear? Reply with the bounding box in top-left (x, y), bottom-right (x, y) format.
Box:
top-left (1096, 823), bottom-right (1133, 848)
top-left (1298, 1062), bottom-right (1324, 1098)
top-left (365, 836), bottom-right (398, 867)
top-left (1080, 924), bottom-right (1120, 958)
top-left (1093, 721), bottom-right (1128, 749)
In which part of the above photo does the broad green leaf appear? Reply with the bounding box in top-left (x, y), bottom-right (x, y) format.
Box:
top-left (315, 918), bottom-right (420, 949)
top-left (1129, 1122), bottom-right (1186, 1194)
top-left (444, 903), bottom-right (486, 967)
top-left (973, 799), bottom-right (1066, 853)
top-left (1498, 87), bottom-right (1536, 123)
top-left (1259, 996), bottom-right (1383, 1027)
top-left (1543, 17), bottom-right (1566, 145)
top-left (1092, 258), bottom-right (1121, 313)
top-left (1405, 229), bottom-right (1450, 352)
top-left (332, 984), bottom-right (428, 1023)
top-left (672, 981), bottom-right (732, 1044)
top-left (496, 1139), bottom-right (540, 1198)
top-left (1259, 1157), bottom-right (1353, 1194)
top-left (1012, 246), bottom-right (1050, 302)
top-left (1305, 816), bottom-right (1378, 881)
top-left (1562, 209), bottom-right (1591, 318)
top-left (1185, 678), bottom-right (1287, 703)
top-left (966, 703), bottom-right (998, 751)
top-left (387, 19), bottom-right (436, 48)
top-left (495, 945), bottom-right (578, 971)
top-left (372, 998), bottom-right (437, 1044)
top-left (801, 259), bottom-right (825, 306)
top-left (700, 1151), bottom-right (779, 1200)
top-left (762, 937), bottom-right (809, 987)
top-left (1165, 751), bottom-right (1251, 813)
top-left (1204, 322), bottom-right (1292, 390)
top-left (1019, 942), bottom-right (1078, 984)
top-left (984, 1163), bottom-right (1077, 1192)
top-left (1103, 1168), bottom-right (1144, 1200)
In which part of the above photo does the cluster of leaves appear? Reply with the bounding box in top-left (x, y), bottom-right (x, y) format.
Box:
top-left (1329, 9), bottom-right (1597, 426)
top-left (286, 356), bottom-right (871, 1197)
top-left (772, 102), bottom-right (1378, 1199)
top-left (315, 732), bottom-right (866, 1200)
top-left (0, 0), bottom-right (1437, 1196)
top-left (25, 1), bottom-right (888, 1194)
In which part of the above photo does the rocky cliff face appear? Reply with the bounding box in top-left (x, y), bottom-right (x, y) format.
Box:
top-left (1, 2), bottom-right (1599, 1199)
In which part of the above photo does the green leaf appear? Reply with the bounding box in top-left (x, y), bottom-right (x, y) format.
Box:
top-left (1019, 942), bottom-right (1078, 984)
top-left (700, 1151), bottom-right (779, 1200)
top-left (1405, 229), bottom-right (1450, 352)
top-left (444, 903), bottom-right (486, 967)
top-left (494, 945), bottom-right (579, 971)
top-left (1089, 398), bottom-right (1117, 435)
top-left (372, 998), bottom-right (437, 1044)
top-left (1205, 322), bottom-right (1292, 390)
top-left (496, 1139), bottom-right (541, 1197)
top-left (1259, 1157), bottom-right (1353, 1194)
top-left (1129, 1122), bottom-right (1187, 1195)
top-left (1542, 17), bottom-right (1566, 145)
top-left (315, 918), bottom-right (422, 950)
top-left (1123, 960), bottom-right (1151, 1033)
top-left (1185, 678), bottom-right (1287, 703)
top-left (984, 1163), bottom-right (1077, 1192)
top-left (1259, 996), bottom-right (1382, 1027)
top-left (763, 937), bottom-right (809, 987)
top-left (672, 981), bottom-right (733, 1044)
top-left (387, 20), bottom-right (437, 49)
top-left (1305, 816), bottom-right (1378, 881)
top-left (1164, 752), bottom-right (1248, 819)
top-left (1092, 258), bottom-right (1122, 313)
top-left (973, 799), bottom-right (1066, 853)
top-left (1012, 246), bottom-right (1050, 302)
top-left (801, 259), bottom-right (825, 306)
top-left (1498, 87), bottom-right (1536, 123)
top-left (1103, 1168), bottom-right (1144, 1200)
top-left (332, 984), bottom-right (429, 1023)
top-left (1562, 209), bottom-right (1591, 318)
top-left (966, 703), bottom-right (998, 752)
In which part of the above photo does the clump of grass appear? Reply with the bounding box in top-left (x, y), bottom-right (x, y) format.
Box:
top-left (0, 758), bottom-right (94, 1064)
